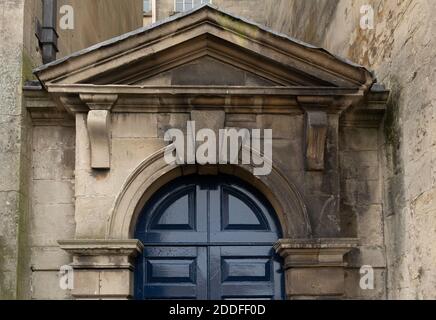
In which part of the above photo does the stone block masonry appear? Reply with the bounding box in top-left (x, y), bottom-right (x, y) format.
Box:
top-left (264, 0), bottom-right (436, 300)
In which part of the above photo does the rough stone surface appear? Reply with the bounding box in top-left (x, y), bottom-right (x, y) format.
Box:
top-left (23, 0), bottom-right (143, 79)
top-left (27, 126), bottom-right (76, 299)
top-left (264, 0), bottom-right (436, 300)
top-left (0, 0), bottom-right (26, 300)
top-left (287, 268), bottom-right (345, 297)
top-left (155, 0), bottom-right (268, 25)
top-left (1, 0), bottom-right (143, 300)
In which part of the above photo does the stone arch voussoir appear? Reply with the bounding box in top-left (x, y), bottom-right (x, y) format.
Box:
top-left (106, 146), bottom-right (312, 240)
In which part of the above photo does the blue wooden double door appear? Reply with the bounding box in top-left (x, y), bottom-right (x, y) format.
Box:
top-left (135, 175), bottom-right (284, 300)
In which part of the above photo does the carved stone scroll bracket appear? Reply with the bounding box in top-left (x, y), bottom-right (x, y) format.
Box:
top-left (304, 110), bottom-right (328, 171)
top-left (297, 96), bottom-right (333, 172)
top-left (275, 238), bottom-right (358, 299)
top-left (79, 94), bottom-right (118, 169)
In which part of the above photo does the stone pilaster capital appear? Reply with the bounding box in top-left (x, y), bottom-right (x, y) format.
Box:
top-left (274, 238), bottom-right (358, 269)
top-left (79, 94), bottom-right (118, 111)
top-left (59, 239), bottom-right (143, 270)
top-left (59, 240), bottom-right (142, 299)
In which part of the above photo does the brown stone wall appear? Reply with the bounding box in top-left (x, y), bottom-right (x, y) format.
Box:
top-left (22, 0), bottom-right (143, 80)
top-left (28, 125), bottom-right (76, 299)
top-left (56, 0), bottom-right (143, 58)
top-left (264, 0), bottom-right (436, 299)
top-left (212, 0), bottom-right (268, 24)
top-left (154, 0), bottom-right (267, 25)
top-left (339, 124), bottom-right (386, 299)
top-left (1, 0), bottom-right (142, 299)
top-left (0, 0), bottom-right (27, 300)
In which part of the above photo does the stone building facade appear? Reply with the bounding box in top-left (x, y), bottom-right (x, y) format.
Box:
top-left (0, 0), bottom-right (434, 300)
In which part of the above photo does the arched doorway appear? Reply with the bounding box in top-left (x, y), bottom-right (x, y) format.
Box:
top-left (134, 174), bottom-right (284, 300)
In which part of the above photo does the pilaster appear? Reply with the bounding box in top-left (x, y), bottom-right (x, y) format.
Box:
top-left (275, 238), bottom-right (358, 299)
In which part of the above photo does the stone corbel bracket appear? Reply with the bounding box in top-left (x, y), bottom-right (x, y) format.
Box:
top-left (79, 94), bottom-right (118, 169)
top-left (297, 97), bottom-right (333, 171)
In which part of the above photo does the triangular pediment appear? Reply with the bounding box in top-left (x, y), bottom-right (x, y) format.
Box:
top-left (34, 4), bottom-right (375, 89)
top-left (134, 56), bottom-right (279, 86)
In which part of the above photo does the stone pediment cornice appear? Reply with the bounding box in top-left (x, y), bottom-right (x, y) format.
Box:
top-left (34, 4), bottom-right (375, 89)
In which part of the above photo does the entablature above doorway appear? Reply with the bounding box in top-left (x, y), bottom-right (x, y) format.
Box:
top-left (25, 82), bottom-right (388, 172)
top-left (46, 84), bottom-right (366, 114)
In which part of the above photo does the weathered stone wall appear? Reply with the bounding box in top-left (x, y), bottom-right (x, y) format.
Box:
top-left (28, 125), bottom-right (76, 299)
top-left (56, 0), bottom-right (143, 58)
top-left (75, 113), bottom-right (168, 239)
top-left (0, 0), bottom-right (28, 300)
top-left (155, 0), bottom-right (267, 25)
top-left (1, 0), bottom-right (143, 299)
top-left (340, 123), bottom-right (386, 299)
top-left (264, 0), bottom-right (340, 45)
top-left (212, 0), bottom-right (267, 24)
top-left (264, 0), bottom-right (436, 299)
top-left (22, 0), bottom-right (143, 80)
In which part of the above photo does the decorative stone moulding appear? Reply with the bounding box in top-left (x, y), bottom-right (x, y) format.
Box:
top-left (45, 85), bottom-right (366, 173)
top-left (341, 84), bottom-right (391, 128)
top-left (275, 238), bottom-right (358, 299)
top-left (79, 94), bottom-right (118, 169)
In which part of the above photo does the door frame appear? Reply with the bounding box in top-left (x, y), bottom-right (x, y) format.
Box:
top-left (133, 174), bottom-right (285, 300)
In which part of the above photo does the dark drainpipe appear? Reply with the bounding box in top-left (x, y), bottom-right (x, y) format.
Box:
top-left (36, 0), bottom-right (59, 64)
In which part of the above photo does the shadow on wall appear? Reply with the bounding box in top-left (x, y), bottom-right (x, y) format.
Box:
top-left (264, 0), bottom-right (339, 46)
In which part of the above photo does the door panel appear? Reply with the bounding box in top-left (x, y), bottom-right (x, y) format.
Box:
top-left (209, 246), bottom-right (283, 300)
top-left (209, 184), bottom-right (279, 243)
top-left (136, 184), bottom-right (208, 243)
top-left (136, 247), bottom-right (208, 300)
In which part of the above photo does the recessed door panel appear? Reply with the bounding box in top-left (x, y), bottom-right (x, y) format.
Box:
top-left (150, 191), bottom-right (195, 230)
top-left (136, 184), bottom-right (208, 243)
top-left (209, 246), bottom-right (283, 300)
top-left (209, 183), bottom-right (279, 243)
top-left (135, 247), bottom-right (208, 300)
